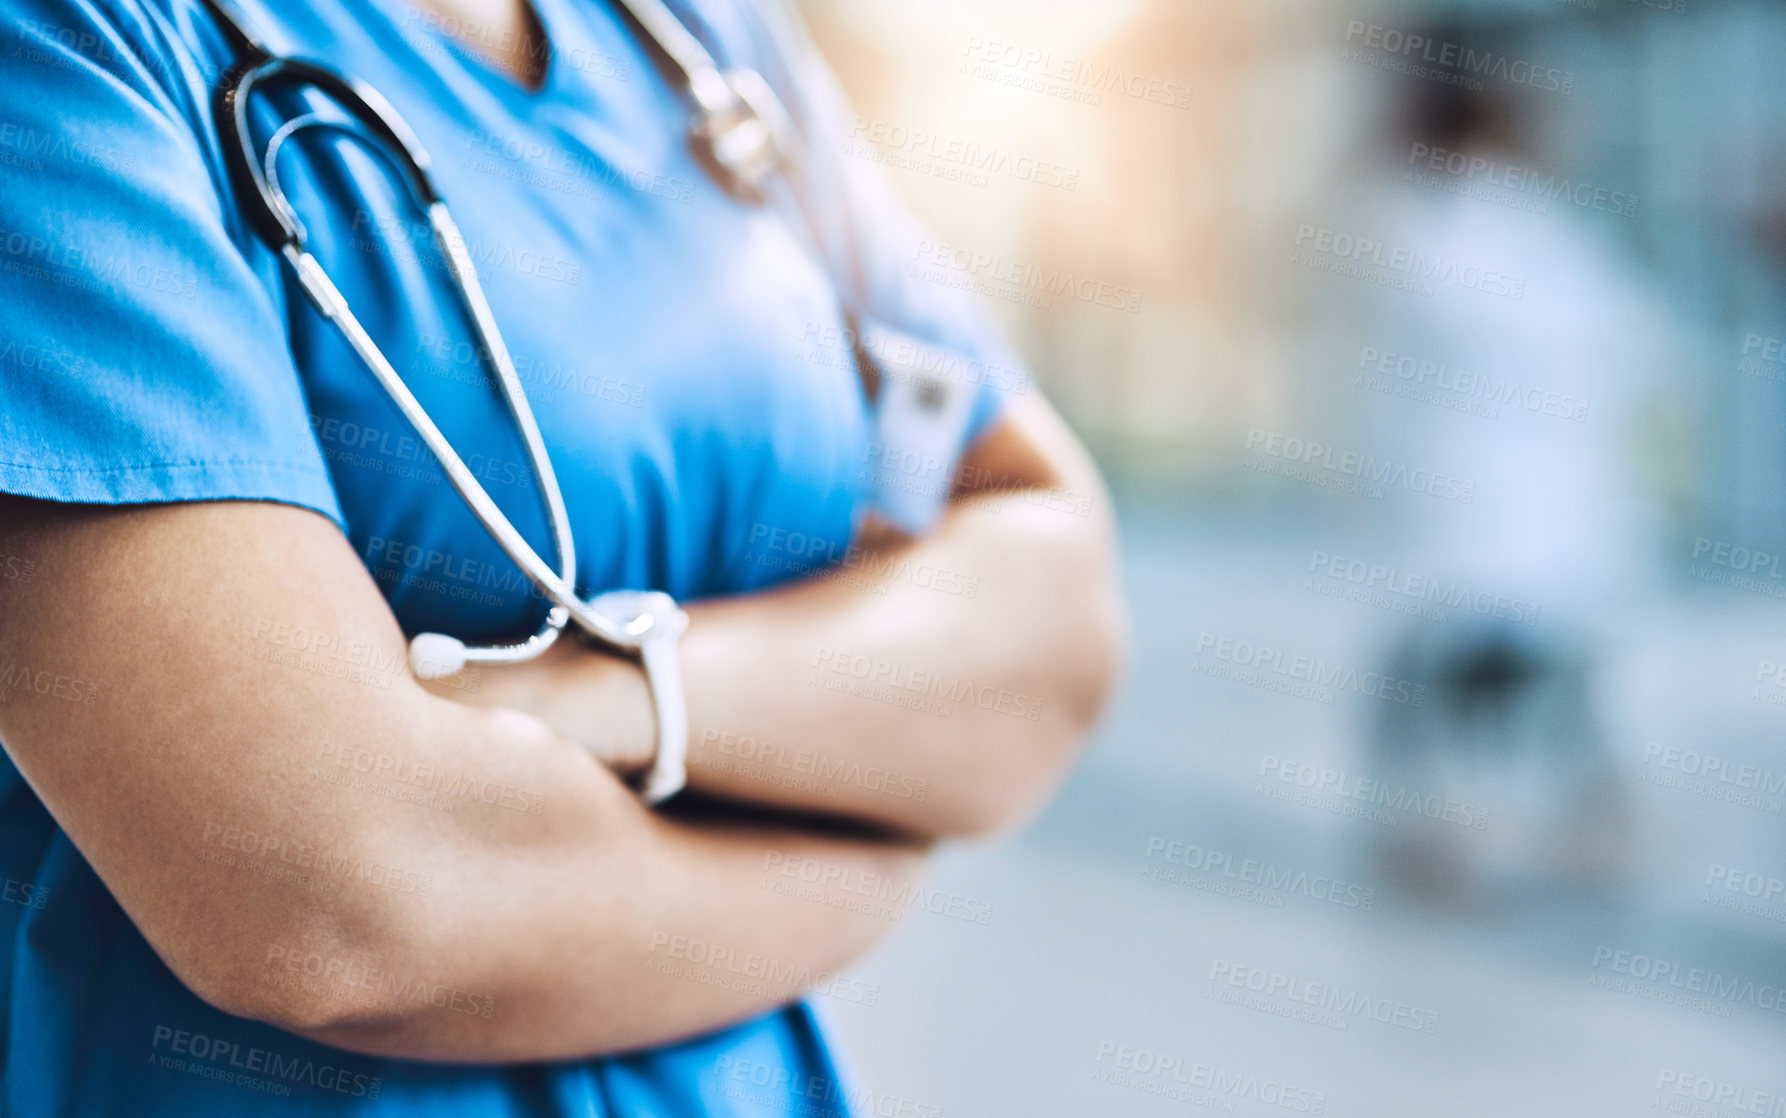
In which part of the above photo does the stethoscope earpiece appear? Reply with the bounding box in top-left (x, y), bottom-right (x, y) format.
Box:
top-left (409, 632), bottom-right (469, 680)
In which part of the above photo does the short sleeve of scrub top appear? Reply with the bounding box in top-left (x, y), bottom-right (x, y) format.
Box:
top-left (0, 0), bottom-right (341, 516)
top-left (0, 0), bottom-right (1030, 1113)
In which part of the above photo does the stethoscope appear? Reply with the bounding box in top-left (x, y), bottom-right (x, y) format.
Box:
top-left (196, 0), bottom-right (804, 801)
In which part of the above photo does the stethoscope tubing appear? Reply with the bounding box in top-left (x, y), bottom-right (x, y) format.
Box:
top-left (199, 0), bottom-right (797, 673)
top-left (278, 232), bottom-right (637, 648)
top-left (206, 19), bottom-right (636, 660)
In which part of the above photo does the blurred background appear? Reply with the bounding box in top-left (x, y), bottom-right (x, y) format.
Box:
top-left (791, 0), bottom-right (1786, 1113)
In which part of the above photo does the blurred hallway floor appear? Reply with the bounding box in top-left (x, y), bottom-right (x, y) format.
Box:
top-left (825, 495), bottom-right (1786, 1118)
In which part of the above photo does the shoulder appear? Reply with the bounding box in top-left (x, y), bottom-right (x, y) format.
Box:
top-left (5, 0), bottom-right (231, 117)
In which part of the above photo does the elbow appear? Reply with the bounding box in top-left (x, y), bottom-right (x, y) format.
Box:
top-left (173, 930), bottom-right (401, 1037)
top-left (184, 965), bottom-right (360, 1036)
top-left (939, 580), bottom-right (1129, 842)
top-left (156, 878), bottom-right (420, 1037)
top-left (172, 942), bottom-right (358, 1036)
top-left (1043, 542), bottom-right (1128, 759)
top-left (1063, 569), bottom-right (1129, 738)
top-left (1040, 474), bottom-right (1130, 750)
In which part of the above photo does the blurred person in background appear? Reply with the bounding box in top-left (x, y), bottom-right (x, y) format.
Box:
top-left (1347, 24), bottom-right (1674, 907)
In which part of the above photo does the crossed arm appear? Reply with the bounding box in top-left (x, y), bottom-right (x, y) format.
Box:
top-left (0, 393), bottom-right (1122, 1062)
top-left (447, 392), bottom-right (1125, 836)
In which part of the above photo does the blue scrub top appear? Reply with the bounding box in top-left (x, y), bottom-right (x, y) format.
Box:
top-left (0, 0), bottom-right (1023, 1110)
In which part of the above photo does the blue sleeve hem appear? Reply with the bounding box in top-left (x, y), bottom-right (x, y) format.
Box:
top-left (0, 459), bottom-right (346, 531)
top-left (962, 373), bottom-right (1012, 448)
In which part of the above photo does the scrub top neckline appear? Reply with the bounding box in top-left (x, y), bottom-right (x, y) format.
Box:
top-left (364, 0), bottom-right (566, 103)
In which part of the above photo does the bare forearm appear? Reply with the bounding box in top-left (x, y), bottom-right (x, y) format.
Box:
top-left (284, 713), bottom-right (925, 1062)
top-left (679, 492), bottom-right (1119, 833)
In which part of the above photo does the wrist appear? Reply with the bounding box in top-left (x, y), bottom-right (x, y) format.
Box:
top-left (578, 650), bottom-right (659, 776)
top-left (579, 589), bottom-right (691, 804)
top-left (435, 639), bottom-right (657, 774)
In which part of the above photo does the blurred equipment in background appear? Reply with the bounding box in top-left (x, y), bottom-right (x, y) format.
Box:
top-left (1368, 613), bottom-right (1628, 907)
